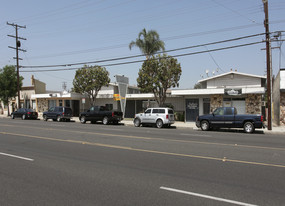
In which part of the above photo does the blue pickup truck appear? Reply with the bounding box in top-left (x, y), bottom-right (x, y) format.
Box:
top-left (196, 107), bottom-right (265, 133)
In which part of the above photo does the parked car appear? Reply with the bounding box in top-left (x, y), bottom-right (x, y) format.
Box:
top-left (196, 107), bottom-right (265, 133)
top-left (11, 108), bottom-right (38, 120)
top-left (43, 106), bottom-right (72, 122)
top-left (133, 107), bottom-right (175, 128)
top-left (79, 106), bottom-right (123, 125)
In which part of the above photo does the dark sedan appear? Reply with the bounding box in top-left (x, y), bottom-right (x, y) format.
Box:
top-left (11, 108), bottom-right (38, 120)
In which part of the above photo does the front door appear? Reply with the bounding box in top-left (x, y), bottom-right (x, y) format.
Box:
top-left (186, 99), bottom-right (199, 122)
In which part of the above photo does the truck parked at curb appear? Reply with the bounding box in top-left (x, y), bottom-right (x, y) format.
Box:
top-left (196, 107), bottom-right (265, 133)
top-left (79, 106), bottom-right (123, 125)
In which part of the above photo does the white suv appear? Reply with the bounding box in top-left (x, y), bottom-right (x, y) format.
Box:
top-left (133, 108), bottom-right (175, 128)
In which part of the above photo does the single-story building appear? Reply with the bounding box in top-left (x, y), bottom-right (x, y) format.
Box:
top-left (171, 70), bottom-right (266, 122)
top-left (273, 68), bottom-right (285, 126)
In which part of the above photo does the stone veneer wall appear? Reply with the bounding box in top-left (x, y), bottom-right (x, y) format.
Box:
top-left (210, 94), bottom-right (223, 112)
top-left (280, 92), bottom-right (285, 126)
top-left (37, 99), bottom-right (49, 114)
top-left (245, 94), bottom-right (262, 114)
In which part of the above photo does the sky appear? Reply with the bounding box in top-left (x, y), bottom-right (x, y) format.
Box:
top-left (0, 0), bottom-right (285, 91)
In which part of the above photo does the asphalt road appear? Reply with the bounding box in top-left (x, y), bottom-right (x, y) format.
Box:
top-left (0, 118), bottom-right (285, 206)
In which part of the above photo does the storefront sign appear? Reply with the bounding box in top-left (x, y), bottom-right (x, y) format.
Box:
top-left (224, 89), bottom-right (242, 96)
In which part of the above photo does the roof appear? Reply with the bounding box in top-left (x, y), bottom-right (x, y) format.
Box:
top-left (198, 71), bottom-right (266, 83)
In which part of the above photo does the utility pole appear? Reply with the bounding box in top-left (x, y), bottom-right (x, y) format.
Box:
top-left (7, 22), bottom-right (27, 109)
top-left (262, 0), bottom-right (272, 130)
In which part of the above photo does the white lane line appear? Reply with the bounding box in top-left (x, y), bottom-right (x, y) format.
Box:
top-left (160, 187), bottom-right (258, 206)
top-left (180, 133), bottom-right (212, 137)
top-left (0, 152), bottom-right (34, 161)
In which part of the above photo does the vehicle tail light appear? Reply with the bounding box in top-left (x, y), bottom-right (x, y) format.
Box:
top-left (62, 112), bottom-right (65, 115)
top-left (166, 114), bottom-right (169, 119)
top-left (27, 112), bottom-right (31, 114)
top-left (112, 112), bottom-right (114, 117)
top-left (261, 115), bottom-right (263, 122)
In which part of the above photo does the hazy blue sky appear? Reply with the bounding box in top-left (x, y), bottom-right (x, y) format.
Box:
top-left (1, 0), bottom-right (284, 91)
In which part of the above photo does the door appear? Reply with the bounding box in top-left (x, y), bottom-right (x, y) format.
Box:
top-left (141, 108), bottom-right (152, 123)
top-left (211, 107), bottom-right (225, 127)
top-left (186, 99), bottom-right (199, 122)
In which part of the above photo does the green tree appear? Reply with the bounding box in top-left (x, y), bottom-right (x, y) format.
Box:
top-left (129, 28), bottom-right (165, 59)
top-left (194, 82), bottom-right (202, 89)
top-left (0, 65), bottom-right (23, 116)
top-left (137, 54), bottom-right (182, 107)
top-left (72, 65), bottom-right (110, 106)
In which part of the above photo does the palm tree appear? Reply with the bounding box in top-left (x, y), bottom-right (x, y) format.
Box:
top-left (129, 28), bottom-right (165, 59)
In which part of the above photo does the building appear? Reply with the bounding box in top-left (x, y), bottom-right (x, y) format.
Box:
top-left (0, 75), bottom-right (46, 115)
top-left (273, 68), bottom-right (285, 126)
top-left (171, 70), bottom-right (266, 122)
top-left (32, 82), bottom-right (140, 117)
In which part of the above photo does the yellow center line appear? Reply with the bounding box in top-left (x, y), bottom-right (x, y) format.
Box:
top-left (1, 131), bottom-right (285, 169)
top-left (0, 123), bottom-right (284, 152)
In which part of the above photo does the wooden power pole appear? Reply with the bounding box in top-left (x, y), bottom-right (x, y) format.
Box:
top-left (7, 22), bottom-right (26, 109)
top-left (262, 0), bottom-right (272, 130)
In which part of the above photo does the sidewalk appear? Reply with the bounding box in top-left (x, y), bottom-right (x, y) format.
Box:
top-left (1, 114), bottom-right (284, 134)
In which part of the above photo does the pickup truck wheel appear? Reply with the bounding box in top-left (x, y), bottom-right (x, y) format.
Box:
top-left (134, 118), bottom-right (141, 127)
top-left (57, 115), bottom-right (61, 122)
top-left (201, 120), bottom-right (210, 131)
top-left (103, 116), bottom-right (109, 125)
top-left (244, 122), bottom-right (255, 133)
top-left (156, 119), bottom-right (163, 128)
top-left (80, 116), bottom-right (86, 124)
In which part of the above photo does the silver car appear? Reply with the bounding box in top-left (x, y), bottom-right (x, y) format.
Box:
top-left (133, 108), bottom-right (175, 128)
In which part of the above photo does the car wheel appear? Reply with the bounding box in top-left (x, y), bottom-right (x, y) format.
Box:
top-left (244, 122), bottom-right (255, 133)
top-left (22, 114), bottom-right (26, 120)
top-left (11, 114), bottom-right (15, 119)
top-left (57, 115), bottom-right (61, 122)
top-left (156, 119), bottom-right (163, 128)
top-left (102, 116), bottom-right (109, 125)
top-left (201, 120), bottom-right (210, 131)
top-left (43, 115), bottom-right (47, 121)
top-left (80, 116), bottom-right (86, 124)
top-left (134, 118), bottom-right (141, 127)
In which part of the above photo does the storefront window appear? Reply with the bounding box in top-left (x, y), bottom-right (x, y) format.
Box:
top-left (59, 100), bottom-right (63, 107)
top-left (48, 100), bottom-right (56, 108)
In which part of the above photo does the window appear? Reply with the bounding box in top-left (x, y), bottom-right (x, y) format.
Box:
top-left (48, 107), bottom-right (55, 112)
top-left (225, 108), bottom-right (233, 115)
top-left (152, 109), bottom-right (159, 113)
top-left (48, 100), bottom-right (56, 108)
top-left (213, 107), bottom-right (224, 115)
top-left (168, 109), bottom-right (174, 114)
top-left (158, 109), bottom-right (165, 113)
top-left (145, 109), bottom-right (151, 114)
top-left (105, 104), bottom-right (113, 111)
top-left (59, 100), bottom-right (63, 107)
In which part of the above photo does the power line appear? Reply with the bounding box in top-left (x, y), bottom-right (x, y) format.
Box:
top-left (21, 32), bottom-right (266, 69)
top-left (21, 40), bottom-right (264, 72)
